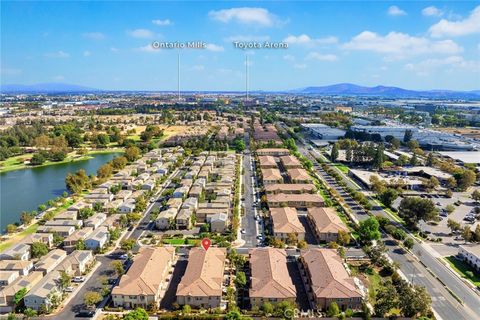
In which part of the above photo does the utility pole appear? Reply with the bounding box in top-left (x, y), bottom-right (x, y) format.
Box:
top-left (177, 53), bottom-right (181, 101)
top-left (245, 54), bottom-right (249, 102)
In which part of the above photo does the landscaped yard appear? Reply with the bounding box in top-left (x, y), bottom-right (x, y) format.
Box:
top-left (333, 163), bottom-right (350, 174)
top-left (0, 224), bottom-right (38, 252)
top-left (162, 238), bottom-right (199, 246)
top-left (0, 199), bottom-right (74, 252)
top-left (445, 256), bottom-right (480, 287)
top-left (0, 148), bottom-right (123, 173)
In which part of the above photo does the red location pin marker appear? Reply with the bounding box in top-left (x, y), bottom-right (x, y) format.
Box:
top-left (201, 238), bottom-right (211, 251)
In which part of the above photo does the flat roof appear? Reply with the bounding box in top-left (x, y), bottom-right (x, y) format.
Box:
top-left (438, 151), bottom-right (480, 164)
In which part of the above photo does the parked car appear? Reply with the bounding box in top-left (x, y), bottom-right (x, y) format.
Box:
top-left (241, 229), bottom-right (246, 234)
top-left (64, 286), bottom-right (74, 292)
top-left (119, 254), bottom-right (129, 260)
top-left (72, 276), bottom-right (85, 283)
top-left (77, 308), bottom-right (95, 317)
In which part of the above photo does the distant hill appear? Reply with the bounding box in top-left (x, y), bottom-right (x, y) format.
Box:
top-left (0, 83), bottom-right (100, 93)
top-left (292, 83), bottom-right (480, 99)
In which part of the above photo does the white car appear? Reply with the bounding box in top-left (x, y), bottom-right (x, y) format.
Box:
top-left (64, 286), bottom-right (75, 292)
top-left (241, 229), bottom-right (246, 234)
top-left (72, 276), bottom-right (85, 283)
top-left (119, 254), bottom-right (129, 260)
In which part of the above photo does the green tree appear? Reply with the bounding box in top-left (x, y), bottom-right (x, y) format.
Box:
top-left (358, 217), bottom-right (381, 243)
top-left (120, 239), bottom-right (136, 251)
top-left (374, 280), bottom-right (398, 317)
top-left (403, 238), bottom-right (414, 250)
top-left (30, 153), bottom-right (46, 165)
top-left (379, 188), bottom-right (398, 207)
top-left (111, 260), bottom-right (124, 277)
top-left (78, 207), bottom-right (94, 220)
top-left (261, 302), bottom-right (274, 315)
top-left (20, 211), bottom-right (34, 226)
top-left (327, 302), bottom-right (340, 317)
top-left (462, 226), bottom-right (472, 242)
top-left (399, 284), bottom-right (431, 318)
top-left (23, 308), bottom-right (37, 319)
top-left (331, 143), bottom-right (339, 162)
top-left (337, 229), bottom-right (351, 246)
top-left (373, 146), bottom-right (384, 169)
top-left (75, 239), bottom-right (86, 250)
top-left (13, 288), bottom-right (27, 308)
top-left (65, 169), bottom-right (90, 194)
top-left (456, 169), bottom-right (476, 191)
top-left (97, 163), bottom-right (113, 179)
top-left (83, 291), bottom-right (102, 307)
top-left (31, 242), bottom-right (49, 258)
top-left (235, 271), bottom-right (247, 287)
top-left (472, 189), bottom-right (480, 203)
top-left (59, 270), bottom-right (71, 289)
top-left (125, 146), bottom-right (141, 162)
top-left (225, 310), bottom-right (241, 320)
top-left (398, 197), bottom-right (438, 229)
top-left (6, 224), bottom-right (17, 234)
top-left (403, 129), bottom-right (413, 143)
top-left (111, 156), bottom-right (128, 170)
top-left (123, 308), bottom-right (148, 320)
top-left (182, 304), bottom-right (191, 314)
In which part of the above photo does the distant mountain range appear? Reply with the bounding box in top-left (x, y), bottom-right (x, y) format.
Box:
top-left (1, 82), bottom-right (479, 99)
top-left (292, 83), bottom-right (480, 99)
top-left (0, 83), bottom-right (100, 93)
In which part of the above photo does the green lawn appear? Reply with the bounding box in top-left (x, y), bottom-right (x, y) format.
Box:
top-left (0, 224), bottom-right (38, 252)
top-left (445, 256), bottom-right (480, 287)
top-left (0, 148), bottom-right (123, 173)
top-left (366, 268), bottom-right (382, 302)
top-left (163, 238), bottom-right (199, 246)
top-left (333, 163), bottom-right (350, 174)
top-left (0, 199), bottom-right (73, 252)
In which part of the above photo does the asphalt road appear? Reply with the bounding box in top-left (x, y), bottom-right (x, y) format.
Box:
top-left (294, 137), bottom-right (480, 320)
top-left (48, 255), bottom-right (115, 320)
top-left (48, 165), bottom-right (183, 319)
top-left (240, 133), bottom-right (261, 250)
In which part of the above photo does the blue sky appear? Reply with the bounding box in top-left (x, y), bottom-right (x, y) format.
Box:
top-left (1, 1), bottom-right (479, 91)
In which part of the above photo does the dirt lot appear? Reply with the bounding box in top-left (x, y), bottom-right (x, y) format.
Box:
top-left (436, 127), bottom-right (480, 139)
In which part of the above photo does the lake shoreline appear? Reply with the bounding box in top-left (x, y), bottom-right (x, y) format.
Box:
top-left (0, 148), bottom-right (124, 174)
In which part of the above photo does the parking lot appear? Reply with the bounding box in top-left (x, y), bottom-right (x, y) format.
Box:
top-left (392, 190), bottom-right (479, 257)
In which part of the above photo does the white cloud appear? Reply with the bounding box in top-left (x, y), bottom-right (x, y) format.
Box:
top-left (209, 7), bottom-right (277, 27)
top-left (283, 34), bottom-right (338, 45)
top-left (44, 50), bottom-right (70, 58)
top-left (388, 5), bottom-right (407, 16)
top-left (422, 6), bottom-right (444, 17)
top-left (82, 32), bottom-right (105, 40)
top-left (205, 44), bottom-right (224, 52)
top-left (53, 75), bottom-right (65, 81)
top-left (429, 5), bottom-right (480, 37)
top-left (343, 31), bottom-right (463, 58)
top-left (225, 35), bottom-right (270, 42)
top-left (152, 19), bottom-right (172, 26)
top-left (294, 63), bottom-right (307, 69)
top-left (283, 54), bottom-right (295, 62)
top-left (83, 50), bottom-right (91, 57)
top-left (135, 44), bottom-right (159, 53)
top-left (127, 29), bottom-right (155, 39)
top-left (405, 56), bottom-right (480, 75)
top-left (110, 47), bottom-right (119, 52)
top-left (306, 52), bottom-right (338, 61)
